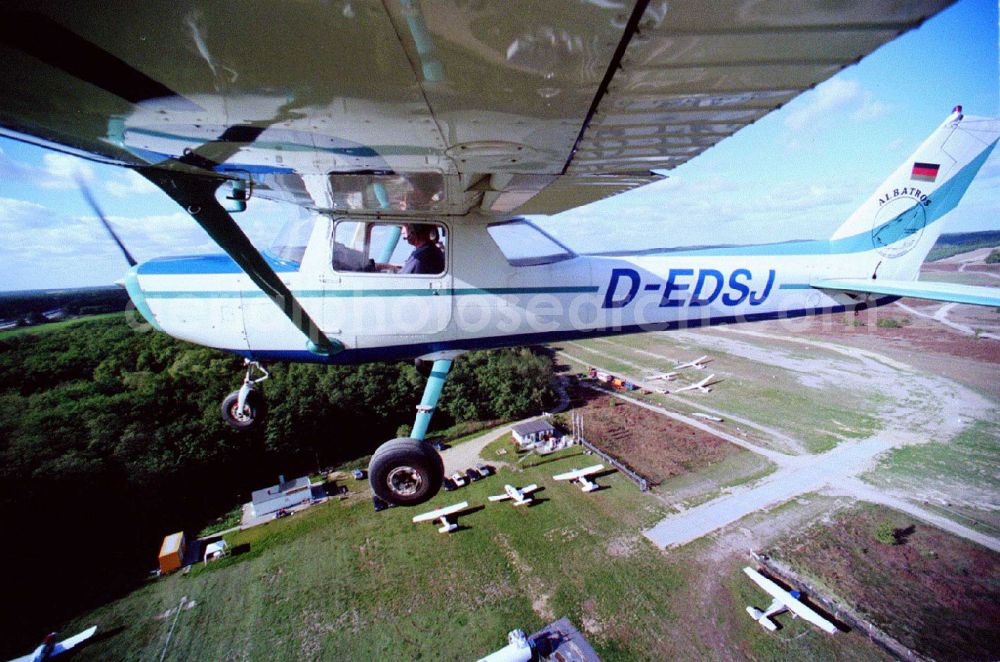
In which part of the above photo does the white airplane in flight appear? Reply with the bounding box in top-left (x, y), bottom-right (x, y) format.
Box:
top-left (0, 2), bottom-right (996, 507)
top-left (488, 484), bottom-right (539, 506)
top-left (743, 567), bottom-right (838, 635)
top-left (7, 626), bottom-right (98, 662)
top-left (412, 501), bottom-right (468, 534)
top-left (553, 465), bottom-right (605, 493)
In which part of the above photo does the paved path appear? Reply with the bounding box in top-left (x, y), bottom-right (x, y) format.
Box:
top-left (440, 422), bottom-right (523, 475)
top-left (643, 435), bottom-right (897, 548)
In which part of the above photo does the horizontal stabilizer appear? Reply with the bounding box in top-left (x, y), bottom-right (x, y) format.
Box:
top-left (812, 278), bottom-right (1000, 307)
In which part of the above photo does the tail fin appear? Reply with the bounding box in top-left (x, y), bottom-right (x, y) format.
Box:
top-left (829, 108), bottom-right (999, 280)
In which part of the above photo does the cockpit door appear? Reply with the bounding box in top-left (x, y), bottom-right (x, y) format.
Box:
top-left (323, 220), bottom-right (452, 340)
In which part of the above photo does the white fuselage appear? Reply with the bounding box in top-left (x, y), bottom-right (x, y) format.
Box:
top-left (126, 214), bottom-right (886, 364)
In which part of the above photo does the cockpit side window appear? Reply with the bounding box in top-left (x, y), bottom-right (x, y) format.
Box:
top-left (331, 221), bottom-right (447, 275)
top-left (487, 220), bottom-right (575, 266)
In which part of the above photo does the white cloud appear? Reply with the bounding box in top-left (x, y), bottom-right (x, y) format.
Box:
top-left (784, 79), bottom-right (890, 137)
top-left (0, 196), bottom-right (216, 272)
top-left (39, 153), bottom-right (95, 188)
top-left (785, 79), bottom-right (864, 132)
top-left (103, 170), bottom-right (159, 197)
top-left (851, 92), bottom-right (891, 122)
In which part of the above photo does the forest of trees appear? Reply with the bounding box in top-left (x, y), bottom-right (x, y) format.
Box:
top-left (0, 315), bottom-right (554, 640)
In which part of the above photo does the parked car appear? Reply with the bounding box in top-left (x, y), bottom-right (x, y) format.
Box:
top-left (273, 508), bottom-right (292, 519)
top-left (430, 440), bottom-right (447, 451)
top-left (450, 472), bottom-right (467, 487)
top-left (465, 468), bottom-right (482, 482)
top-left (475, 464), bottom-right (494, 477)
top-left (351, 468), bottom-right (365, 480)
top-left (442, 477), bottom-right (457, 491)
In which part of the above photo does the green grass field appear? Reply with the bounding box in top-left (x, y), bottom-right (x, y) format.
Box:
top-left (0, 312), bottom-right (124, 339)
top-left (66, 449), bottom-right (672, 661)
top-left (862, 418), bottom-right (1000, 529)
top-left (60, 446), bottom-right (884, 661)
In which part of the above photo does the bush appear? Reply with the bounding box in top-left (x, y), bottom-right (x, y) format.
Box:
top-left (874, 520), bottom-right (900, 545)
top-left (876, 318), bottom-right (906, 329)
top-left (985, 249), bottom-right (1000, 264)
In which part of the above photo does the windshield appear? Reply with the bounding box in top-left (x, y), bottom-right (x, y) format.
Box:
top-left (267, 215), bottom-right (317, 264)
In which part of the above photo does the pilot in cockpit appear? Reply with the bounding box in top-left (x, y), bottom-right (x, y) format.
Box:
top-left (400, 223), bottom-right (445, 275)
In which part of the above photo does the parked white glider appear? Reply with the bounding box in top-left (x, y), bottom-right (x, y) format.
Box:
top-left (743, 567), bottom-right (837, 635)
top-left (647, 371), bottom-right (678, 382)
top-left (553, 465), bottom-right (605, 492)
top-left (412, 502), bottom-right (468, 533)
top-left (675, 356), bottom-right (711, 371)
top-left (673, 375), bottom-right (717, 394)
top-left (488, 484), bottom-right (539, 506)
top-left (7, 626), bottom-right (98, 662)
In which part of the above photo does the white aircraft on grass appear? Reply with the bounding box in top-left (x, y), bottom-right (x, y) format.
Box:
top-left (553, 465), bottom-right (605, 493)
top-left (412, 502), bottom-right (469, 534)
top-left (672, 374), bottom-right (718, 394)
top-left (647, 371), bottom-right (678, 382)
top-left (488, 484), bottom-right (539, 506)
top-left (7, 626), bottom-right (97, 662)
top-left (1, 3), bottom-right (997, 508)
top-left (743, 567), bottom-right (838, 635)
top-left (675, 356), bottom-right (711, 371)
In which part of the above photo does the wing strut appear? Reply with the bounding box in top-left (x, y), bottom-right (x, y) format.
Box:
top-left (136, 166), bottom-right (341, 357)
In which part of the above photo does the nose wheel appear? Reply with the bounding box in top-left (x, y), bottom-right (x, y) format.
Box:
top-left (368, 438), bottom-right (444, 506)
top-left (220, 360), bottom-right (269, 430)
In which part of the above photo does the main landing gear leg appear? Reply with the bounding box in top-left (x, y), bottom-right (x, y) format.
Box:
top-left (220, 359), bottom-right (269, 430)
top-left (368, 359), bottom-right (452, 506)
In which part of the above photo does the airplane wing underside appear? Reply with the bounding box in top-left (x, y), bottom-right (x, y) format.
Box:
top-left (812, 278), bottom-right (1000, 307)
top-left (0, 1), bottom-right (954, 220)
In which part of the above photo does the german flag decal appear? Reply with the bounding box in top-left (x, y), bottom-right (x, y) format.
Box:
top-left (911, 162), bottom-right (940, 182)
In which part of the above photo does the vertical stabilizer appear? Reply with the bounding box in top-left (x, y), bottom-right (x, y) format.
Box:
top-left (829, 109), bottom-right (998, 280)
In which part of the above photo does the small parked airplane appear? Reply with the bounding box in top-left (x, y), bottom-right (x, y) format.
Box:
top-left (675, 356), bottom-right (711, 371)
top-left (412, 501), bottom-right (469, 534)
top-left (743, 567), bottom-right (837, 635)
top-left (7, 626), bottom-right (98, 662)
top-left (0, 3), bottom-right (996, 507)
top-left (673, 374), bottom-right (718, 395)
top-left (488, 484), bottom-right (539, 506)
top-left (553, 465), bottom-right (605, 493)
top-left (647, 371), bottom-right (678, 382)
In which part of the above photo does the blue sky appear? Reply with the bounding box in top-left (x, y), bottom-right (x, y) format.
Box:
top-left (1, 0), bottom-right (997, 291)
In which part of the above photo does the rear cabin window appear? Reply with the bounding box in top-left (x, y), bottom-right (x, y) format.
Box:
top-left (487, 220), bottom-right (575, 266)
top-left (331, 221), bottom-right (447, 275)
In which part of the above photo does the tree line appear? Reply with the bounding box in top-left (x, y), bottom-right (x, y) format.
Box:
top-left (0, 314), bottom-right (553, 646)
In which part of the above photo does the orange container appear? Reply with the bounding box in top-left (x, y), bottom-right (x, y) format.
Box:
top-left (158, 532), bottom-right (186, 574)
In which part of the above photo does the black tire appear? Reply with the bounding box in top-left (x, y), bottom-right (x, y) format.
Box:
top-left (220, 389), bottom-right (266, 430)
top-left (368, 438), bottom-right (444, 506)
